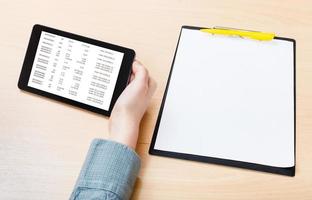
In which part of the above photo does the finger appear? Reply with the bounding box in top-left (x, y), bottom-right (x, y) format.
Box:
top-left (147, 76), bottom-right (157, 99)
top-left (129, 73), bottom-right (135, 82)
top-left (132, 60), bottom-right (149, 84)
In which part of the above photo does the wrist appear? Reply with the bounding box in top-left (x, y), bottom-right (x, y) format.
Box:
top-left (108, 119), bottom-right (140, 149)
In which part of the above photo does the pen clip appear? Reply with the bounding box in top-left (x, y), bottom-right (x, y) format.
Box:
top-left (213, 26), bottom-right (261, 33)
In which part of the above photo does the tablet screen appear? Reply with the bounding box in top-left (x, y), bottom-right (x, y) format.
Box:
top-left (27, 31), bottom-right (124, 111)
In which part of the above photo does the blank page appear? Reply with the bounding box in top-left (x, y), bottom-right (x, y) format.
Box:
top-left (154, 28), bottom-right (294, 167)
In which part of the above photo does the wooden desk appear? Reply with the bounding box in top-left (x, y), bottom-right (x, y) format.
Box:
top-left (0, 0), bottom-right (311, 199)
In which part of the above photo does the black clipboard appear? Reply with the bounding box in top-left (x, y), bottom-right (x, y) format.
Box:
top-left (149, 26), bottom-right (296, 176)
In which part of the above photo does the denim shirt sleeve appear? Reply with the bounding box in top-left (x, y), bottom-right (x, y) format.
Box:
top-left (70, 139), bottom-right (141, 200)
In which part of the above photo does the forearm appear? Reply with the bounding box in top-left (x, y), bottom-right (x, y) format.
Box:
top-left (70, 139), bottom-right (141, 200)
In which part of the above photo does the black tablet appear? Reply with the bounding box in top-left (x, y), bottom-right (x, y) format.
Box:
top-left (18, 24), bottom-right (135, 116)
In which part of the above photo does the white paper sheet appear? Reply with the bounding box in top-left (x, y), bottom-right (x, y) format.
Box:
top-left (154, 28), bottom-right (294, 167)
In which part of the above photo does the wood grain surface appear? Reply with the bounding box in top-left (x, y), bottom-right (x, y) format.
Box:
top-left (0, 0), bottom-right (311, 199)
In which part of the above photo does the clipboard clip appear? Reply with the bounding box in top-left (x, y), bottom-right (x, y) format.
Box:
top-left (200, 26), bottom-right (275, 41)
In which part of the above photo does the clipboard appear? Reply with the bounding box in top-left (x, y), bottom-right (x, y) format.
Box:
top-left (149, 26), bottom-right (296, 176)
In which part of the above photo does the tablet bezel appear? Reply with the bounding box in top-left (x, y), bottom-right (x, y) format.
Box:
top-left (18, 24), bottom-right (135, 117)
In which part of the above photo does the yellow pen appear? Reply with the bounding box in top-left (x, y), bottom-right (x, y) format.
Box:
top-left (200, 27), bottom-right (275, 41)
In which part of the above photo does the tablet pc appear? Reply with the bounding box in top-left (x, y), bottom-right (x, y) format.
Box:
top-left (18, 24), bottom-right (135, 116)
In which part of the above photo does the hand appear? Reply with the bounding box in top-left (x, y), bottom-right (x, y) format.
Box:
top-left (108, 60), bottom-right (157, 149)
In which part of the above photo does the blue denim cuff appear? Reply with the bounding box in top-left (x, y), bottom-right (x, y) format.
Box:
top-left (70, 139), bottom-right (141, 200)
